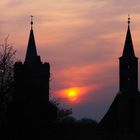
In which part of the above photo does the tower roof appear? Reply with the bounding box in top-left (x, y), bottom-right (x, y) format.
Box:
top-left (122, 16), bottom-right (136, 58)
top-left (25, 16), bottom-right (41, 64)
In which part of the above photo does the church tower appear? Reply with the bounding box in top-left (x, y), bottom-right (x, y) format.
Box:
top-left (11, 17), bottom-right (57, 126)
top-left (119, 17), bottom-right (138, 94)
top-left (14, 16), bottom-right (50, 102)
top-left (99, 17), bottom-right (140, 134)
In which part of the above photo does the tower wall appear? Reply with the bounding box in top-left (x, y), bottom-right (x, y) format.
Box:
top-left (119, 57), bottom-right (138, 93)
top-left (12, 61), bottom-right (54, 124)
top-left (14, 62), bottom-right (50, 102)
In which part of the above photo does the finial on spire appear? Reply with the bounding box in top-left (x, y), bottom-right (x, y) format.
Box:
top-left (30, 15), bottom-right (33, 29)
top-left (128, 14), bottom-right (130, 25)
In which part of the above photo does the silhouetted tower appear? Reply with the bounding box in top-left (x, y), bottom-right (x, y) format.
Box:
top-left (11, 16), bottom-right (57, 126)
top-left (119, 16), bottom-right (138, 94)
top-left (99, 17), bottom-right (140, 134)
top-left (25, 15), bottom-right (41, 64)
top-left (14, 16), bottom-right (50, 102)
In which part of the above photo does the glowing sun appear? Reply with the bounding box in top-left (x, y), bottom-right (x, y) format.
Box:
top-left (65, 88), bottom-right (79, 102)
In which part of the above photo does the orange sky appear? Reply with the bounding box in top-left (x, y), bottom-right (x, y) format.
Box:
top-left (1, 0), bottom-right (140, 121)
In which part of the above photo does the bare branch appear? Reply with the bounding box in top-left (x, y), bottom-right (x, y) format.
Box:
top-left (0, 37), bottom-right (16, 110)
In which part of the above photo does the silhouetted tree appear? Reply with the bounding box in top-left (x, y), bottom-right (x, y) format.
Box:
top-left (57, 108), bottom-right (72, 121)
top-left (0, 37), bottom-right (16, 112)
top-left (62, 116), bottom-right (76, 123)
top-left (77, 118), bottom-right (98, 125)
top-left (50, 99), bottom-right (72, 121)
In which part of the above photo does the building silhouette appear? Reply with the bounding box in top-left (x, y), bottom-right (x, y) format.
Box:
top-left (8, 17), bottom-right (57, 130)
top-left (99, 17), bottom-right (140, 134)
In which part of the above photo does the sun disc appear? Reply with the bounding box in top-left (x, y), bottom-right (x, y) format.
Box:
top-left (65, 88), bottom-right (79, 101)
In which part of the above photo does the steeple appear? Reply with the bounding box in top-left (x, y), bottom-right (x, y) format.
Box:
top-left (122, 15), bottom-right (135, 58)
top-left (119, 16), bottom-right (138, 93)
top-left (25, 16), bottom-right (41, 64)
top-left (99, 17), bottom-right (140, 134)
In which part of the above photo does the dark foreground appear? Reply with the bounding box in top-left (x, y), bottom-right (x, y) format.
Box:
top-left (1, 122), bottom-right (140, 140)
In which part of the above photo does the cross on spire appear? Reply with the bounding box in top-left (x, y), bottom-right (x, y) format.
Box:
top-left (128, 14), bottom-right (130, 25)
top-left (31, 15), bottom-right (33, 29)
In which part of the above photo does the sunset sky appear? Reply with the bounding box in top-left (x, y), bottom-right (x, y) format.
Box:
top-left (1, 0), bottom-right (140, 121)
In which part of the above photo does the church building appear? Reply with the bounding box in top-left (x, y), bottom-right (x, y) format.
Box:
top-left (10, 17), bottom-right (57, 126)
top-left (99, 17), bottom-right (140, 133)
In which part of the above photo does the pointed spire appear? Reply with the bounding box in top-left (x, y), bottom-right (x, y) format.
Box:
top-left (122, 15), bottom-right (135, 58)
top-left (25, 16), bottom-right (41, 64)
